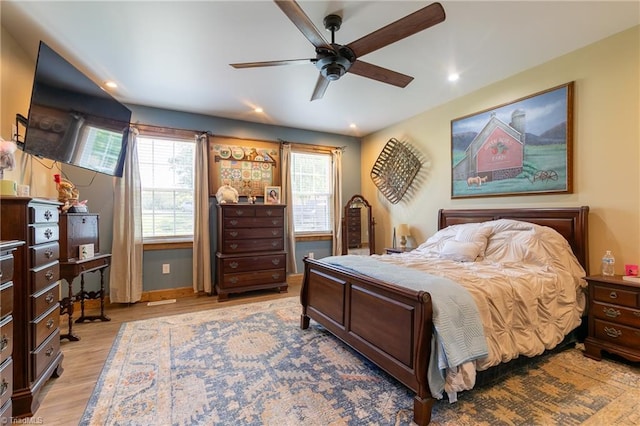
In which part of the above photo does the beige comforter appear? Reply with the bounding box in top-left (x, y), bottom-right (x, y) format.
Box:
top-left (372, 219), bottom-right (587, 399)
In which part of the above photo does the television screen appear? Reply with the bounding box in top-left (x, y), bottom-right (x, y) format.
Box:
top-left (22, 41), bottom-right (131, 177)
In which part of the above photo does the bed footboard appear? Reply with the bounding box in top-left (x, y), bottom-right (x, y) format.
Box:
top-left (300, 257), bottom-right (435, 425)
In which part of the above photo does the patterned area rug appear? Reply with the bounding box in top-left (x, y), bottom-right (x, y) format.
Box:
top-left (81, 297), bottom-right (639, 425)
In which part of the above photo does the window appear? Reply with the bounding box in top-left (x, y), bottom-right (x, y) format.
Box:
top-left (138, 136), bottom-right (195, 240)
top-left (291, 151), bottom-right (332, 234)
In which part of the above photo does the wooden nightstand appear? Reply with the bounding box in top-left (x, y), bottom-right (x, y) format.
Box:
top-left (385, 247), bottom-right (412, 254)
top-left (584, 275), bottom-right (640, 362)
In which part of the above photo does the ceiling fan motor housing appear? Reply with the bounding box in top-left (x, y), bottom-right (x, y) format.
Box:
top-left (315, 45), bottom-right (355, 81)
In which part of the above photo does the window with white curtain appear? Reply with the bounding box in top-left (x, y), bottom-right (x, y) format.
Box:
top-left (137, 136), bottom-right (195, 240)
top-left (290, 151), bottom-right (333, 234)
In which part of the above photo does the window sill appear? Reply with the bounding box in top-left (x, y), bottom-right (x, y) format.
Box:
top-left (144, 239), bottom-right (193, 251)
top-left (295, 233), bottom-right (332, 242)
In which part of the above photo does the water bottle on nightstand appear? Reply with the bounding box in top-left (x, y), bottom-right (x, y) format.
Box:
top-left (601, 250), bottom-right (615, 276)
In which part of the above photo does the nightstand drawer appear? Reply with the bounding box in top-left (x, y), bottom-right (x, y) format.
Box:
top-left (0, 358), bottom-right (12, 409)
top-left (593, 319), bottom-right (640, 350)
top-left (592, 301), bottom-right (640, 328)
top-left (592, 284), bottom-right (639, 308)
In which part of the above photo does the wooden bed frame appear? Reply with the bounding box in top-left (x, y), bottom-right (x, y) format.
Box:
top-left (300, 206), bottom-right (589, 425)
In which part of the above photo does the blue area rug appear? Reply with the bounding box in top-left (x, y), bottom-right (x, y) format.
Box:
top-left (81, 297), bottom-right (639, 425)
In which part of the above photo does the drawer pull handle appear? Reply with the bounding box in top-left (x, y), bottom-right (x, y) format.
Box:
top-left (229, 262), bottom-right (238, 269)
top-left (271, 230), bottom-right (278, 236)
top-left (271, 273), bottom-right (280, 280)
top-left (230, 244), bottom-right (238, 250)
top-left (230, 220), bottom-right (238, 226)
top-left (0, 335), bottom-right (8, 351)
top-left (229, 231), bottom-right (238, 237)
top-left (235, 210), bottom-right (244, 216)
top-left (271, 259), bottom-right (280, 265)
top-left (266, 210), bottom-right (273, 216)
top-left (608, 291), bottom-right (618, 299)
top-left (44, 210), bottom-right (52, 220)
top-left (46, 270), bottom-right (54, 281)
top-left (46, 318), bottom-right (55, 329)
top-left (0, 271), bottom-right (2, 279)
top-left (0, 379), bottom-right (7, 396)
top-left (271, 220), bottom-right (278, 225)
top-left (229, 277), bottom-right (238, 284)
top-left (44, 228), bottom-right (53, 239)
top-left (45, 249), bottom-right (54, 258)
top-left (45, 346), bottom-right (54, 357)
top-left (271, 241), bottom-right (278, 247)
top-left (603, 307), bottom-right (620, 318)
top-left (603, 326), bottom-right (622, 338)
top-left (45, 293), bottom-right (55, 304)
top-left (633, 311), bottom-right (640, 317)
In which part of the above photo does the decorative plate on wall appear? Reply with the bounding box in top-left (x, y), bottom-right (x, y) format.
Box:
top-left (370, 138), bottom-right (421, 204)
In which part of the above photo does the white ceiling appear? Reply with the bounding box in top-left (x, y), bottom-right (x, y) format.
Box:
top-left (2, 1), bottom-right (639, 137)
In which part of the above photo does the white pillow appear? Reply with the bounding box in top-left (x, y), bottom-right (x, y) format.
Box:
top-left (455, 224), bottom-right (492, 258)
top-left (440, 240), bottom-right (482, 262)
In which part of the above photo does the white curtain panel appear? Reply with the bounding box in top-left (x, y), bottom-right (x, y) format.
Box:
top-left (281, 143), bottom-right (297, 274)
top-left (109, 127), bottom-right (143, 303)
top-left (331, 148), bottom-right (343, 256)
top-left (193, 133), bottom-right (212, 293)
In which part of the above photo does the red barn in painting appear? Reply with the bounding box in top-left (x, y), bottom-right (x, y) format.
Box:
top-left (453, 110), bottom-right (526, 183)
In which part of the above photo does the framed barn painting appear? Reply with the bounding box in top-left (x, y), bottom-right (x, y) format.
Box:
top-left (451, 82), bottom-right (574, 198)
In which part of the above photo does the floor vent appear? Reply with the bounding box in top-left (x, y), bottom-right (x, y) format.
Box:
top-left (147, 299), bottom-right (177, 307)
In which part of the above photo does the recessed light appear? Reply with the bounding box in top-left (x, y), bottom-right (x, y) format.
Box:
top-left (254, 107), bottom-right (263, 113)
top-left (349, 123), bottom-right (357, 129)
top-left (448, 73), bottom-right (459, 82)
top-left (105, 81), bottom-right (118, 88)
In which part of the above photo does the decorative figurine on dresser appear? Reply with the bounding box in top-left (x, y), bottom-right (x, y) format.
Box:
top-left (215, 202), bottom-right (288, 300)
top-left (0, 197), bottom-right (64, 418)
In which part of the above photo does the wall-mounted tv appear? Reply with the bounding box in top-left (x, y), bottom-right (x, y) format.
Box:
top-left (21, 41), bottom-right (132, 177)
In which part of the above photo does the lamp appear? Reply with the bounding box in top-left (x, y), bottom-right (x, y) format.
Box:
top-left (397, 224), bottom-right (410, 248)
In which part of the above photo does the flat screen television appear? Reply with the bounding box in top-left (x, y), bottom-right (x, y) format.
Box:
top-left (21, 41), bottom-right (131, 177)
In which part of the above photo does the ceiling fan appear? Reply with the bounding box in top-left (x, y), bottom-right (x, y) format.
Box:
top-left (230, 0), bottom-right (446, 101)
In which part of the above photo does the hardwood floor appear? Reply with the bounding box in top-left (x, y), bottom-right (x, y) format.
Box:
top-left (26, 277), bottom-right (302, 425)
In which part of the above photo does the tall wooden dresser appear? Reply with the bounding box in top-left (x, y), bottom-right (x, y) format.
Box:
top-left (0, 240), bottom-right (24, 423)
top-left (0, 197), bottom-right (63, 417)
top-left (215, 204), bottom-right (287, 301)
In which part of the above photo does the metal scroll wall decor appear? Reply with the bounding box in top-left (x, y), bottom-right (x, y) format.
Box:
top-left (370, 138), bottom-right (422, 204)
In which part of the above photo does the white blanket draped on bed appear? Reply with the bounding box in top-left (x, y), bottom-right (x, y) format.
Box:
top-left (321, 254), bottom-right (489, 398)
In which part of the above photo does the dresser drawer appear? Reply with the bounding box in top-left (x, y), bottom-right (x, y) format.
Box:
top-left (221, 269), bottom-right (286, 289)
top-left (32, 305), bottom-right (60, 350)
top-left (30, 203), bottom-right (59, 224)
top-left (223, 206), bottom-right (256, 217)
top-left (593, 319), bottom-right (640, 350)
top-left (0, 358), bottom-right (12, 409)
top-left (29, 224), bottom-right (59, 246)
top-left (0, 316), bottom-right (12, 366)
top-left (223, 238), bottom-right (284, 254)
top-left (0, 253), bottom-right (14, 285)
top-left (32, 329), bottom-right (60, 380)
top-left (31, 242), bottom-right (59, 268)
top-left (0, 397), bottom-right (10, 424)
top-left (32, 282), bottom-right (60, 319)
top-left (256, 207), bottom-right (284, 217)
top-left (0, 283), bottom-right (12, 319)
top-left (31, 262), bottom-right (59, 294)
top-left (220, 254), bottom-right (286, 274)
top-left (223, 216), bottom-right (284, 229)
top-left (592, 300), bottom-right (640, 328)
top-left (224, 227), bottom-right (283, 240)
top-left (593, 284), bottom-right (639, 308)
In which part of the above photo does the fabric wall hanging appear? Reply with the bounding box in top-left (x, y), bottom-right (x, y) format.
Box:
top-left (370, 138), bottom-right (421, 204)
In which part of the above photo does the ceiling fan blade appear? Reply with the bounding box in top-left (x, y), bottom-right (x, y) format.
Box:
top-left (347, 2), bottom-right (445, 58)
top-left (310, 74), bottom-right (330, 101)
top-left (348, 60), bottom-right (414, 88)
top-left (274, 0), bottom-right (331, 50)
top-left (230, 58), bottom-right (314, 69)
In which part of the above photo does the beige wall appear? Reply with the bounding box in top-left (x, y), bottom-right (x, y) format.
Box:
top-left (362, 26), bottom-right (640, 275)
top-left (1, 27), bottom-right (56, 198)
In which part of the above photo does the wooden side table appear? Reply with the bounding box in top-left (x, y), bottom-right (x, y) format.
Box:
top-left (583, 274), bottom-right (640, 362)
top-left (59, 253), bottom-right (111, 341)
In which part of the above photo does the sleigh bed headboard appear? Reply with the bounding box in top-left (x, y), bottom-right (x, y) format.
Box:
top-left (437, 206), bottom-right (590, 273)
